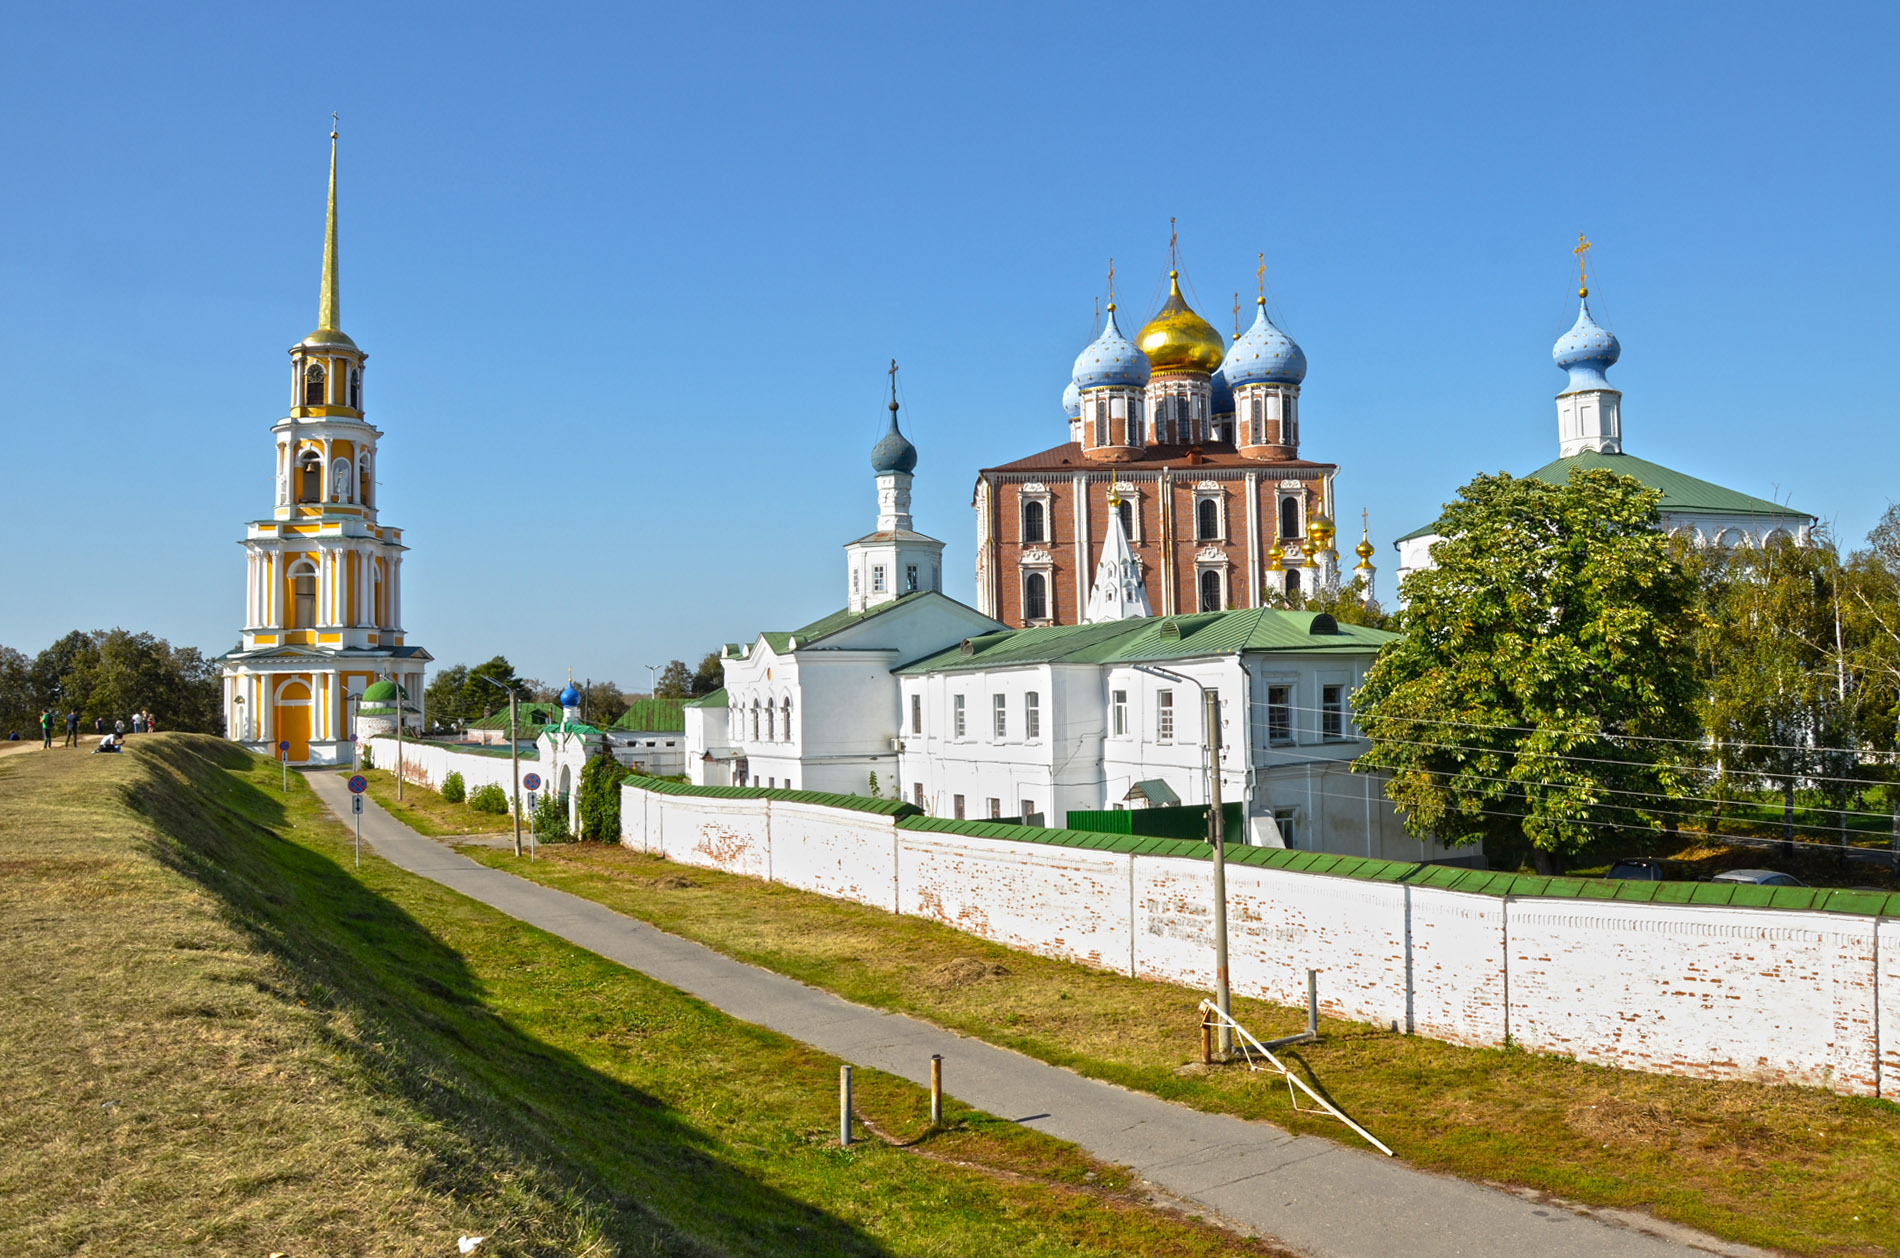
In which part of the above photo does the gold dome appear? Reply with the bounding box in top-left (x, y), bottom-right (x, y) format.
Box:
top-left (1308, 514), bottom-right (1336, 549)
top-left (1265, 541), bottom-right (1285, 571)
top-left (1355, 535), bottom-right (1376, 563)
top-left (1136, 272), bottom-right (1226, 375)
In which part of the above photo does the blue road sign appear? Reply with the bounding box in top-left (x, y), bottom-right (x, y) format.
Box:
top-left (347, 775), bottom-right (367, 794)
top-left (523, 773), bottom-right (543, 791)
top-left (278, 741), bottom-right (290, 752)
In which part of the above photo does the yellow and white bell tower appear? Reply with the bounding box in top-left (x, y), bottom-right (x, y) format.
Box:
top-left (220, 127), bottom-right (431, 765)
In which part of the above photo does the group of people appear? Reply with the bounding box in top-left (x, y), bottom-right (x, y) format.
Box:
top-left (21, 708), bottom-right (159, 752)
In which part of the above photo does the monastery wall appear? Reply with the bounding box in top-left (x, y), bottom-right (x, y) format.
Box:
top-left (369, 736), bottom-right (535, 801)
top-left (618, 779), bottom-right (1900, 1097)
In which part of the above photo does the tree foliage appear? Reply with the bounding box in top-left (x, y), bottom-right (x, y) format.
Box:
top-left (424, 657), bottom-right (529, 727)
top-left (440, 770), bottom-right (466, 804)
top-left (692, 651), bottom-right (725, 697)
top-left (653, 660), bottom-right (692, 700)
top-left (0, 628), bottom-right (221, 736)
top-left (577, 752), bottom-right (627, 841)
top-left (1353, 470), bottom-right (1700, 872)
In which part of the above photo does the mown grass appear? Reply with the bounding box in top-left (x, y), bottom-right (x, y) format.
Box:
top-left (355, 765), bottom-right (519, 837)
top-left (0, 736), bottom-right (1293, 1257)
top-left (459, 840), bottom-right (1900, 1257)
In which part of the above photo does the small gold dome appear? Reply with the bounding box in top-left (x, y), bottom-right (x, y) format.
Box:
top-left (1136, 272), bottom-right (1226, 376)
top-left (1265, 541), bottom-right (1285, 571)
top-left (1355, 535), bottom-right (1376, 563)
top-left (1308, 514), bottom-right (1336, 549)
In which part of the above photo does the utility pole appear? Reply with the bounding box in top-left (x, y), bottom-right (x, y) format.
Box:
top-left (395, 674), bottom-right (405, 801)
top-left (1205, 688), bottom-right (1231, 1058)
top-left (509, 688), bottom-right (522, 857)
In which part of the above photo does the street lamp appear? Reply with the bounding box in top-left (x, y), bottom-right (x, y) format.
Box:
top-left (477, 673), bottom-right (524, 857)
top-left (1133, 662), bottom-right (1233, 1058)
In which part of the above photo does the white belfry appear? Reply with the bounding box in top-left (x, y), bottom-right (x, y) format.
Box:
top-left (1085, 494), bottom-right (1152, 622)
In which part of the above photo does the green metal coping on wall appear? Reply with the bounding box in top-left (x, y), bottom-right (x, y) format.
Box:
top-left (619, 777), bottom-right (1900, 918)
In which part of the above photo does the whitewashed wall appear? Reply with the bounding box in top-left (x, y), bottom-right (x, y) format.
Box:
top-left (619, 780), bottom-right (1900, 1098)
top-left (370, 737), bottom-right (535, 808)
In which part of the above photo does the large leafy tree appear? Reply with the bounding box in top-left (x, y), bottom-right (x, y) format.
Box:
top-left (691, 650), bottom-right (725, 697)
top-left (1353, 470), bottom-right (1700, 873)
top-left (6, 629), bottom-right (220, 733)
top-left (653, 659), bottom-right (692, 700)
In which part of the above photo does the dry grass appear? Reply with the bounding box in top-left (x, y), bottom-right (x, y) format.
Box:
top-left (0, 737), bottom-right (1301, 1257)
top-left (463, 841), bottom-right (1900, 1257)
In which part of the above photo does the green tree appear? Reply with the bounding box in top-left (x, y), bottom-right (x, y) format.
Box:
top-left (459, 656), bottom-right (526, 719)
top-left (653, 659), bottom-right (692, 700)
top-left (425, 664), bottom-right (470, 727)
top-left (579, 680), bottom-right (628, 727)
top-left (692, 651), bottom-right (725, 697)
top-left (577, 752), bottom-right (628, 841)
top-left (1298, 575), bottom-right (1396, 630)
top-left (0, 645), bottom-right (35, 735)
top-left (1353, 470), bottom-right (1700, 873)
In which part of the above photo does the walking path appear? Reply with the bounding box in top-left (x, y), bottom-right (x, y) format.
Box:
top-left (308, 773), bottom-right (1759, 1258)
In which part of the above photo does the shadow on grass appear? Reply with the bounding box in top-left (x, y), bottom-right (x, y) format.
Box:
top-left (130, 736), bottom-right (892, 1258)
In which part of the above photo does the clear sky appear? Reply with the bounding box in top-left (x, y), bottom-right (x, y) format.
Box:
top-left (2, 3), bottom-right (1895, 692)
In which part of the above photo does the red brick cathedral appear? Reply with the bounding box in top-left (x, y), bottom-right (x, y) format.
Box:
top-left (973, 266), bottom-right (1364, 628)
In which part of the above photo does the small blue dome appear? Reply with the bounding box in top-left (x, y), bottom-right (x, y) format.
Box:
top-left (870, 404), bottom-right (918, 475)
top-left (1209, 366), bottom-right (1234, 416)
top-left (1062, 378), bottom-right (1081, 419)
top-left (559, 681), bottom-right (581, 707)
top-left (1071, 308), bottom-right (1150, 389)
top-left (1553, 298), bottom-right (1620, 393)
top-left (1221, 299), bottom-right (1307, 386)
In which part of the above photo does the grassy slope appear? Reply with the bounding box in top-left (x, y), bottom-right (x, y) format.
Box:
top-left (0, 737), bottom-right (1291, 1257)
top-left (461, 842), bottom-right (1900, 1258)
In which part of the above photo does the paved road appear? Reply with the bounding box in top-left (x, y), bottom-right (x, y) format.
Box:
top-left (308, 773), bottom-right (1758, 1258)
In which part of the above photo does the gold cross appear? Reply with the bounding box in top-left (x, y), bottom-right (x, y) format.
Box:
top-left (1574, 233), bottom-right (1591, 296)
top-left (1233, 292), bottom-right (1241, 337)
top-left (330, 110), bottom-right (338, 140)
top-left (1106, 257), bottom-right (1115, 308)
top-left (1169, 218), bottom-right (1178, 271)
top-left (1257, 251), bottom-right (1266, 300)
top-left (888, 357), bottom-right (898, 404)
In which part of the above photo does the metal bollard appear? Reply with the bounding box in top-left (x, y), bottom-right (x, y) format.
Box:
top-left (839, 1065), bottom-right (852, 1147)
top-left (1307, 969), bottom-right (1319, 1037)
top-left (929, 1055), bottom-right (943, 1127)
top-left (1201, 1015), bottom-right (1213, 1065)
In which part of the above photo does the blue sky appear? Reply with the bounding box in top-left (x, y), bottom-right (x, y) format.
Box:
top-left (2, 2), bottom-right (1895, 691)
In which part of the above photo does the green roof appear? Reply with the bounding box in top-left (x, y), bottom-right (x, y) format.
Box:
top-left (683, 687), bottom-right (728, 709)
top-left (469, 702), bottom-right (558, 731)
top-left (1397, 451), bottom-right (1812, 544)
top-left (612, 697), bottom-right (686, 732)
top-left (752, 592), bottom-right (956, 657)
top-left (362, 679), bottom-right (403, 700)
top-left (623, 777), bottom-right (921, 816)
top-left (894, 608), bottom-right (1394, 675)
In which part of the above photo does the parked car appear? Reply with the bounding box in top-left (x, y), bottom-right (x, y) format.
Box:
top-left (1605, 858), bottom-right (1666, 881)
top-left (1711, 869), bottom-right (1806, 887)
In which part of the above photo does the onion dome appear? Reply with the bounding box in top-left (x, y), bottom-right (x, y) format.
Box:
top-left (1222, 297), bottom-right (1307, 386)
top-left (1209, 366), bottom-right (1234, 417)
top-left (870, 400), bottom-right (918, 475)
top-left (1265, 541), bottom-right (1285, 572)
top-left (1308, 514), bottom-right (1337, 553)
top-left (1062, 378), bottom-right (1081, 419)
top-left (1354, 533), bottom-right (1376, 567)
top-left (558, 680), bottom-right (582, 708)
top-left (362, 679), bottom-right (400, 702)
top-left (1071, 307), bottom-right (1150, 389)
top-left (1136, 272), bottom-right (1226, 375)
top-left (1552, 298), bottom-right (1619, 393)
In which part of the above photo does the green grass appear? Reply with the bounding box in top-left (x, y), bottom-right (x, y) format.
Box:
top-left (355, 765), bottom-right (520, 837)
top-left (460, 841), bottom-right (1900, 1258)
top-left (0, 736), bottom-right (1293, 1257)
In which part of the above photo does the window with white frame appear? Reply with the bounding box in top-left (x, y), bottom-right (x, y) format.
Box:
top-left (1025, 690), bottom-right (1040, 739)
top-left (1022, 498), bottom-right (1046, 543)
top-left (906, 564), bottom-right (919, 592)
top-left (750, 700), bottom-right (760, 740)
top-left (1321, 684), bottom-right (1344, 740)
top-left (765, 700), bottom-right (775, 740)
top-left (1023, 570), bottom-right (1049, 622)
top-left (1157, 689), bottom-right (1174, 742)
top-left (1020, 799), bottom-right (1036, 820)
top-left (1111, 689), bottom-right (1128, 735)
top-left (992, 693), bottom-right (1006, 739)
top-left (1198, 568), bottom-right (1223, 612)
top-left (988, 798), bottom-right (1002, 819)
top-left (781, 696), bottom-right (792, 741)
top-left (872, 565), bottom-right (887, 593)
top-left (953, 794), bottom-right (966, 819)
top-left (914, 783), bottom-right (925, 807)
top-left (1196, 496), bottom-right (1219, 540)
top-left (953, 694), bottom-right (966, 739)
top-left (1280, 496), bottom-right (1301, 539)
top-left (911, 693), bottom-right (922, 734)
top-left (1273, 807), bottom-right (1299, 848)
top-left (1267, 685), bottom-right (1293, 744)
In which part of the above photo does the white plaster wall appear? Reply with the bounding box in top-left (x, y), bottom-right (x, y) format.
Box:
top-left (1406, 887), bottom-right (1509, 1045)
top-left (658, 793), bottom-right (772, 881)
top-left (371, 737), bottom-right (534, 805)
top-left (768, 801), bottom-right (899, 912)
top-left (1879, 917), bottom-right (1900, 1099)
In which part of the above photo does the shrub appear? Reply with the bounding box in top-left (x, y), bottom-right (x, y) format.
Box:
top-left (577, 752), bottom-right (627, 841)
top-left (441, 770), bottom-right (466, 803)
top-left (532, 790), bottom-right (570, 842)
top-left (469, 783), bottom-right (508, 814)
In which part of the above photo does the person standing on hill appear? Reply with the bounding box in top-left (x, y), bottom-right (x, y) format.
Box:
top-left (131, 711), bottom-right (144, 735)
top-left (144, 711), bottom-right (158, 734)
top-left (64, 710), bottom-right (78, 747)
top-left (39, 709), bottom-right (56, 749)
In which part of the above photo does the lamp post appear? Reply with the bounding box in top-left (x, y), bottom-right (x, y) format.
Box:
top-left (478, 674), bottom-right (523, 857)
top-left (394, 674), bottom-right (406, 801)
top-left (346, 690), bottom-right (360, 775)
top-left (1133, 662), bottom-right (1231, 1058)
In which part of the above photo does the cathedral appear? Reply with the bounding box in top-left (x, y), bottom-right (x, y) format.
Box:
top-left (218, 131), bottom-right (430, 765)
top-left (973, 256), bottom-right (1372, 629)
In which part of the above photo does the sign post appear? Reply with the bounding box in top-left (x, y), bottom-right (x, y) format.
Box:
top-left (524, 774), bottom-right (543, 862)
top-left (348, 774), bottom-right (367, 868)
top-left (279, 741), bottom-right (290, 793)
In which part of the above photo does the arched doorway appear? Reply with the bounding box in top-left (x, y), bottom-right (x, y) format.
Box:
top-left (274, 677), bottom-right (313, 763)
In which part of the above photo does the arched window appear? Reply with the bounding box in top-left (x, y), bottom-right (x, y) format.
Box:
top-left (1128, 399), bottom-right (1144, 446)
top-left (1117, 499), bottom-right (1134, 541)
top-left (750, 700), bottom-right (760, 740)
top-left (1279, 496), bottom-right (1301, 539)
top-left (358, 457), bottom-right (373, 508)
top-left (1023, 500), bottom-right (1045, 543)
top-left (1199, 569), bottom-right (1222, 612)
top-left (303, 362), bottom-right (327, 406)
top-left (1285, 568), bottom-right (1301, 596)
top-left (330, 458), bottom-right (352, 503)
top-left (348, 368), bottom-right (362, 410)
top-left (299, 450), bottom-right (323, 503)
top-left (372, 564), bottom-right (385, 627)
top-left (765, 699), bottom-right (775, 741)
top-left (1197, 497), bottom-right (1219, 540)
top-left (1024, 571), bottom-right (1048, 621)
top-left (781, 696), bottom-right (792, 741)
top-left (289, 559), bottom-right (319, 629)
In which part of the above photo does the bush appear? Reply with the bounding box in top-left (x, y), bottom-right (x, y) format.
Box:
top-left (578, 752), bottom-right (627, 841)
top-left (532, 790), bottom-right (571, 842)
top-left (469, 783), bottom-right (508, 814)
top-left (441, 770), bottom-right (466, 803)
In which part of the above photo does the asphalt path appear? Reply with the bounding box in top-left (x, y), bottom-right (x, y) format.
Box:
top-left (307, 771), bottom-right (1765, 1258)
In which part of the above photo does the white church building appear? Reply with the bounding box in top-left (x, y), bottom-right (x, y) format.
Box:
top-left (686, 375), bottom-right (1461, 862)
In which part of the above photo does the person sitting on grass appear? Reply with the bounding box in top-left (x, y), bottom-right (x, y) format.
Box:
top-left (93, 734), bottom-right (121, 754)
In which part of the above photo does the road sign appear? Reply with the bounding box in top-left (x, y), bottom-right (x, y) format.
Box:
top-left (352, 795), bottom-right (364, 815)
top-left (279, 741), bottom-right (290, 752)
top-left (526, 789), bottom-right (538, 809)
top-left (347, 774), bottom-right (367, 794)
top-left (523, 772), bottom-right (542, 791)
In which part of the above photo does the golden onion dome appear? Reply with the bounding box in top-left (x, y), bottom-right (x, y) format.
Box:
top-left (1136, 272), bottom-right (1226, 376)
top-left (1265, 541), bottom-right (1285, 571)
top-left (1355, 535), bottom-right (1376, 563)
top-left (1308, 514), bottom-right (1336, 550)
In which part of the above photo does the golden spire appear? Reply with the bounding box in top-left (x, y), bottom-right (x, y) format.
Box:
top-left (1257, 251), bottom-right (1266, 303)
top-left (1573, 232), bottom-right (1591, 299)
top-left (1168, 216), bottom-right (1178, 272)
top-left (1106, 257), bottom-right (1116, 312)
top-left (1355, 508), bottom-right (1376, 566)
top-left (319, 116), bottom-right (341, 335)
top-left (1232, 292), bottom-right (1241, 339)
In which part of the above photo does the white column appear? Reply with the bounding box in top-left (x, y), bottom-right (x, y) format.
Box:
top-left (393, 554), bottom-right (403, 630)
top-left (1245, 471), bottom-right (1260, 609)
top-left (1072, 474), bottom-right (1088, 622)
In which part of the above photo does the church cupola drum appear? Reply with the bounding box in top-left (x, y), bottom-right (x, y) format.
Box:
top-left (219, 126), bottom-right (431, 765)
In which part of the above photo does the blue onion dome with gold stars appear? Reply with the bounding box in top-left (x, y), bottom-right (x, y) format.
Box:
top-left (1552, 297), bottom-right (1620, 392)
top-left (1063, 378), bottom-right (1081, 419)
top-left (870, 401), bottom-right (918, 475)
top-left (1222, 297), bottom-right (1307, 386)
top-left (1071, 306), bottom-right (1150, 389)
top-left (558, 680), bottom-right (582, 707)
top-left (1209, 366), bottom-right (1234, 416)
top-left (1136, 272), bottom-right (1226, 375)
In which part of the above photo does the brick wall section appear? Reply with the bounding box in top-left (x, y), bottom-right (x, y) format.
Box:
top-left (621, 780), bottom-right (1898, 1096)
